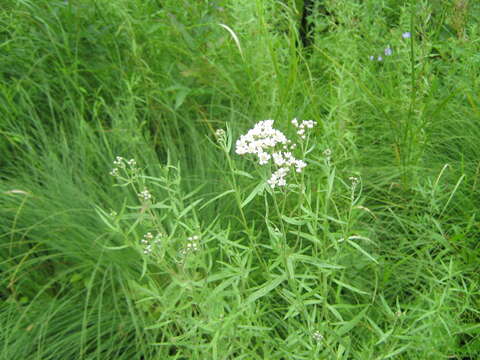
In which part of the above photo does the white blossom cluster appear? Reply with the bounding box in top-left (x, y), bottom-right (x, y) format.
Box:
top-left (349, 176), bottom-right (359, 188)
top-left (138, 189), bottom-right (152, 201)
top-left (291, 118), bottom-right (316, 139)
top-left (179, 235), bottom-right (200, 258)
top-left (235, 120), bottom-right (314, 188)
top-left (109, 156), bottom-right (137, 177)
top-left (312, 330), bottom-right (323, 342)
top-left (140, 231), bottom-right (164, 255)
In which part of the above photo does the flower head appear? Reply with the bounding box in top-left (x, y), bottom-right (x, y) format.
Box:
top-left (291, 118), bottom-right (317, 138)
top-left (235, 119), bottom-right (314, 188)
top-left (138, 189), bottom-right (152, 201)
top-left (179, 234), bottom-right (201, 259)
top-left (141, 231), bottom-right (165, 255)
top-left (312, 331), bottom-right (323, 342)
top-left (402, 32), bottom-right (411, 39)
top-left (113, 156), bottom-right (125, 168)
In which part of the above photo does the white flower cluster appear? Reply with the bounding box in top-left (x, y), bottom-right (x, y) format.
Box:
top-left (109, 168), bottom-right (119, 177)
top-left (291, 118), bottom-right (316, 139)
top-left (235, 120), bottom-right (313, 188)
top-left (349, 176), bottom-right (359, 187)
top-left (138, 189), bottom-right (152, 201)
top-left (110, 156), bottom-right (137, 177)
top-left (179, 235), bottom-right (200, 258)
top-left (312, 330), bottom-right (323, 342)
top-left (140, 231), bottom-right (164, 254)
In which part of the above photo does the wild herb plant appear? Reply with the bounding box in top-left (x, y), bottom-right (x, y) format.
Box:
top-left (1, 0), bottom-right (479, 359)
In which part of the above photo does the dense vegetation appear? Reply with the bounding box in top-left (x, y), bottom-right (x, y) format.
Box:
top-left (1, 0), bottom-right (479, 359)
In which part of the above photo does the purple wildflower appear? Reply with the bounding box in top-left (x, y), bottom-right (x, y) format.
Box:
top-left (384, 47), bottom-right (393, 56)
top-left (402, 32), bottom-right (411, 39)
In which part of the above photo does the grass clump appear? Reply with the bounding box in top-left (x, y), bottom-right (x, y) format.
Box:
top-left (1, 0), bottom-right (479, 359)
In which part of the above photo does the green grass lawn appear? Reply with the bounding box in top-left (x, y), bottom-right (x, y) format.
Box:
top-left (1, 0), bottom-right (479, 359)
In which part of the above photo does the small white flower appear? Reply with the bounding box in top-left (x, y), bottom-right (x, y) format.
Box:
top-left (295, 160), bottom-right (307, 172)
top-left (272, 152), bottom-right (285, 166)
top-left (258, 152), bottom-right (271, 165)
top-left (235, 144), bottom-right (248, 155)
top-left (283, 152), bottom-right (295, 166)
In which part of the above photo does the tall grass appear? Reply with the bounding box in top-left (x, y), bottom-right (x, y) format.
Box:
top-left (1, 0), bottom-right (479, 359)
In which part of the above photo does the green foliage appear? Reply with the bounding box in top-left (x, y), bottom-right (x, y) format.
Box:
top-left (1, 0), bottom-right (479, 359)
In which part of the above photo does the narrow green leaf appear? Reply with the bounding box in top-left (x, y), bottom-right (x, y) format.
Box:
top-left (177, 198), bottom-right (203, 219)
top-left (241, 182), bottom-right (265, 208)
top-left (281, 215), bottom-right (306, 225)
top-left (94, 206), bottom-right (118, 232)
top-left (291, 254), bottom-right (345, 269)
top-left (332, 279), bottom-right (370, 295)
top-left (234, 170), bottom-right (254, 179)
top-left (346, 239), bottom-right (378, 264)
top-left (102, 245), bottom-right (130, 250)
top-left (381, 345), bottom-right (410, 359)
top-left (288, 231), bottom-right (321, 245)
top-left (246, 274), bottom-right (286, 305)
top-left (337, 306), bottom-right (369, 336)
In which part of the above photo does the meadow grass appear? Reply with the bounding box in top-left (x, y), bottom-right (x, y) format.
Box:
top-left (1, 0), bottom-right (479, 359)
